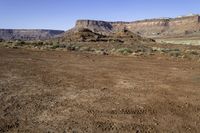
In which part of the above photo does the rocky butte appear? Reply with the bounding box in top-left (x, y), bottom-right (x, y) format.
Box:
top-left (73, 14), bottom-right (200, 38)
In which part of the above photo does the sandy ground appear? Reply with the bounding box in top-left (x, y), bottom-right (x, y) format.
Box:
top-left (0, 48), bottom-right (200, 133)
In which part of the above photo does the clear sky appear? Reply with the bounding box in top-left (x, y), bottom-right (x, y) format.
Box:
top-left (0, 0), bottom-right (200, 30)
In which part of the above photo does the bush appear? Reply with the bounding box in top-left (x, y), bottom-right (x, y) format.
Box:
top-left (0, 38), bottom-right (4, 42)
top-left (66, 45), bottom-right (80, 51)
top-left (16, 41), bottom-right (26, 46)
top-left (169, 51), bottom-right (181, 57)
top-left (79, 46), bottom-right (91, 52)
top-left (37, 41), bottom-right (44, 45)
top-left (116, 48), bottom-right (133, 55)
top-left (95, 49), bottom-right (108, 55)
top-left (134, 48), bottom-right (146, 53)
top-left (51, 44), bottom-right (60, 49)
top-left (59, 44), bottom-right (66, 48)
top-left (189, 51), bottom-right (199, 55)
top-left (173, 48), bottom-right (180, 52)
top-left (49, 41), bottom-right (66, 49)
top-left (7, 41), bottom-right (13, 44)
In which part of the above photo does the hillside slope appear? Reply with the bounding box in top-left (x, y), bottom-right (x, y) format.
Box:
top-left (60, 28), bottom-right (155, 44)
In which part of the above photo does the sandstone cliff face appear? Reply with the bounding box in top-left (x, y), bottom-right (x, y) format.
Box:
top-left (75, 20), bottom-right (113, 34)
top-left (0, 29), bottom-right (64, 41)
top-left (167, 16), bottom-right (200, 35)
top-left (73, 15), bottom-right (200, 38)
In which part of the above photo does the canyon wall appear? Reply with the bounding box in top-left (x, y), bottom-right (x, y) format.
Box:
top-left (167, 16), bottom-right (200, 36)
top-left (74, 15), bottom-right (200, 38)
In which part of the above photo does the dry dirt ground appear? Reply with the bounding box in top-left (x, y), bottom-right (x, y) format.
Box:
top-left (0, 47), bottom-right (200, 133)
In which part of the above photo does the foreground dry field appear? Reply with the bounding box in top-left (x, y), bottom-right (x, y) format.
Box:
top-left (0, 48), bottom-right (200, 133)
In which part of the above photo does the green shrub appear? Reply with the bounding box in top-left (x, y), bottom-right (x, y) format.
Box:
top-left (48, 43), bottom-right (65, 49)
top-left (44, 41), bottom-right (53, 46)
top-left (15, 41), bottom-right (26, 46)
top-left (79, 46), bottom-right (91, 52)
top-left (51, 44), bottom-right (60, 49)
top-left (116, 48), bottom-right (133, 55)
top-left (67, 45), bottom-right (80, 51)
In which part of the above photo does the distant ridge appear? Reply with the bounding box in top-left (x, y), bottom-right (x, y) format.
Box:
top-left (0, 29), bottom-right (64, 41)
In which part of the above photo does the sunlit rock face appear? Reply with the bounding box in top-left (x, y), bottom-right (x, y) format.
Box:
top-left (74, 15), bottom-right (200, 38)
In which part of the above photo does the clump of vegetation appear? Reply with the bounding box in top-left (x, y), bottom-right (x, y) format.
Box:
top-left (187, 50), bottom-right (199, 55)
top-left (7, 40), bottom-right (28, 48)
top-left (79, 46), bottom-right (91, 52)
top-left (152, 47), bottom-right (166, 52)
top-left (50, 43), bottom-right (60, 49)
top-left (116, 48), bottom-right (133, 55)
top-left (7, 41), bottom-right (13, 44)
top-left (152, 47), bottom-right (181, 55)
top-left (182, 50), bottom-right (200, 60)
top-left (134, 48), bottom-right (146, 53)
top-left (33, 41), bottom-right (44, 47)
top-left (94, 49), bottom-right (108, 55)
top-left (66, 44), bottom-right (80, 51)
top-left (16, 41), bottom-right (26, 46)
top-left (0, 39), bottom-right (5, 42)
top-left (79, 46), bottom-right (97, 52)
top-left (48, 42), bottom-right (66, 49)
top-left (169, 51), bottom-right (181, 57)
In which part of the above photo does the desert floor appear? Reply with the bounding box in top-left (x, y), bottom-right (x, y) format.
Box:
top-left (0, 48), bottom-right (200, 133)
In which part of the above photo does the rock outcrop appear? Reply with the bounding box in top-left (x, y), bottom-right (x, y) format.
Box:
top-left (73, 15), bottom-right (200, 38)
top-left (0, 29), bottom-right (64, 41)
top-left (61, 27), bottom-right (155, 44)
top-left (62, 28), bottom-right (106, 42)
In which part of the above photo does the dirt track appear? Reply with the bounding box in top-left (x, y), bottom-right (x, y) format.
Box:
top-left (0, 48), bottom-right (200, 133)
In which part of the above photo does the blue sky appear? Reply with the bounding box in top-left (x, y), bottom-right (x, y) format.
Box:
top-left (0, 0), bottom-right (200, 30)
